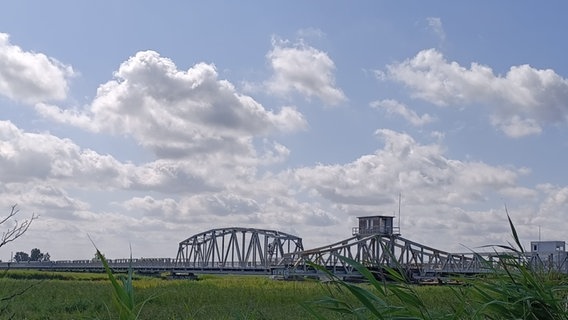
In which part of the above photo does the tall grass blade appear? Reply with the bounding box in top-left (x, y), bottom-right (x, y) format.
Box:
top-left (95, 248), bottom-right (137, 320)
top-left (88, 237), bottom-right (150, 320)
top-left (505, 205), bottom-right (524, 254)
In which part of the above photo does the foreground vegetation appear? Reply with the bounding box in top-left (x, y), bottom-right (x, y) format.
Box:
top-left (2, 258), bottom-right (568, 319)
top-left (0, 270), bottom-right (462, 319)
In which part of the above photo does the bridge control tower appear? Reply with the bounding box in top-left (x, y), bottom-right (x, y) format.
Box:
top-left (352, 215), bottom-right (400, 237)
top-left (530, 240), bottom-right (568, 273)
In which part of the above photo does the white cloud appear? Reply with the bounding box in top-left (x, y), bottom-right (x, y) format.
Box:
top-left (0, 33), bottom-right (74, 104)
top-left (118, 190), bottom-right (338, 240)
top-left (0, 119), bottom-right (551, 257)
top-left (36, 51), bottom-right (307, 164)
top-left (0, 120), bottom-right (129, 187)
top-left (291, 129), bottom-right (521, 209)
top-left (491, 115), bottom-right (542, 138)
top-left (499, 186), bottom-right (538, 200)
top-left (296, 28), bottom-right (326, 39)
top-left (382, 49), bottom-right (568, 137)
top-left (522, 185), bottom-right (568, 240)
top-left (122, 196), bottom-right (179, 217)
top-left (182, 192), bottom-right (261, 217)
top-left (371, 99), bottom-right (436, 126)
top-left (127, 160), bottom-right (216, 193)
top-left (35, 104), bottom-right (95, 130)
top-left (0, 120), bottom-right (221, 195)
top-left (426, 17), bottom-right (446, 42)
top-left (266, 38), bottom-right (347, 106)
top-left (0, 182), bottom-right (89, 216)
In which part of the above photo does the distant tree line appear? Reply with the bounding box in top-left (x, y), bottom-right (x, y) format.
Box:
top-left (13, 248), bottom-right (50, 262)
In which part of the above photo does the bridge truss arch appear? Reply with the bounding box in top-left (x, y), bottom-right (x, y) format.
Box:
top-left (175, 227), bottom-right (303, 270)
top-left (281, 234), bottom-right (493, 277)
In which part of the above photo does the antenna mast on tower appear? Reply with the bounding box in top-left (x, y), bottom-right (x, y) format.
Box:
top-left (398, 192), bottom-right (401, 233)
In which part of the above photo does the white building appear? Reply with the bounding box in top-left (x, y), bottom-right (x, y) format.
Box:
top-left (530, 240), bottom-right (568, 273)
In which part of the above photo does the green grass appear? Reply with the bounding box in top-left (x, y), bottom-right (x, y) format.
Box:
top-left (95, 248), bottom-right (145, 320)
top-left (2, 269), bottom-right (111, 281)
top-left (0, 272), bottom-right (355, 319)
top-left (3, 268), bottom-right (560, 319)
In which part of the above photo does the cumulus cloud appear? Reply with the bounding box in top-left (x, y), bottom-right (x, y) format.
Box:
top-left (128, 160), bottom-right (217, 193)
top-left (266, 38), bottom-right (347, 106)
top-left (35, 104), bottom-right (94, 129)
top-left (0, 182), bottom-right (89, 215)
top-left (371, 99), bottom-right (436, 126)
top-left (0, 120), bottom-right (128, 187)
top-left (36, 51), bottom-right (306, 163)
top-left (538, 185), bottom-right (568, 224)
top-left (122, 196), bottom-right (179, 217)
top-left (492, 115), bottom-right (542, 138)
top-left (118, 189), bottom-right (340, 241)
top-left (0, 119), bottom-right (550, 256)
top-left (292, 129), bottom-right (521, 210)
top-left (381, 49), bottom-right (568, 137)
top-left (182, 192), bottom-right (261, 217)
top-left (0, 33), bottom-right (74, 104)
top-left (0, 120), bottom-right (221, 195)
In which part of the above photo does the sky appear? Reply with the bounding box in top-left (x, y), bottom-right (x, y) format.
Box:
top-left (1, 1), bottom-right (568, 261)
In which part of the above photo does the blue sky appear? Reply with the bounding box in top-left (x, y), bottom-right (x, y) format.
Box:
top-left (1, 1), bottom-right (568, 260)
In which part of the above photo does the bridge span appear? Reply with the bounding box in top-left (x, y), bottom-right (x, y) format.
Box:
top-left (175, 227), bottom-right (304, 271)
top-left (0, 227), bottom-right (305, 275)
top-left (1, 217), bottom-right (566, 279)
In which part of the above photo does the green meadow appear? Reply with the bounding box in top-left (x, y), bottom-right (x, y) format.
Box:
top-left (3, 269), bottom-right (568, 319)
top-left (0, 270), bottom-right (461, 319)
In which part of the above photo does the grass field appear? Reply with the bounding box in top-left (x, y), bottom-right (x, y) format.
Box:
top-left (0, 271), bottom-right (345, 319)
top-left (3, 262), bottom-right (567, 319)
top-left (0, 270), bottom-right (462, 319)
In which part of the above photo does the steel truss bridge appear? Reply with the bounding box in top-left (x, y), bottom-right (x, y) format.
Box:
top-left (1, 227), bottom-right (565, 279)
top-left (175, 227), bottom-right (304, 272)
top-left (276, 234), bottom-right (496, 278)
top-left (0, 227), bottom-right (305, 275)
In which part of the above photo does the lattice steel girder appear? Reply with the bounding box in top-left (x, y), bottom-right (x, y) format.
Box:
top-left (175, 227), bottom-right (303, 269)
top-left (281, 234), bottom-right (500, 275)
